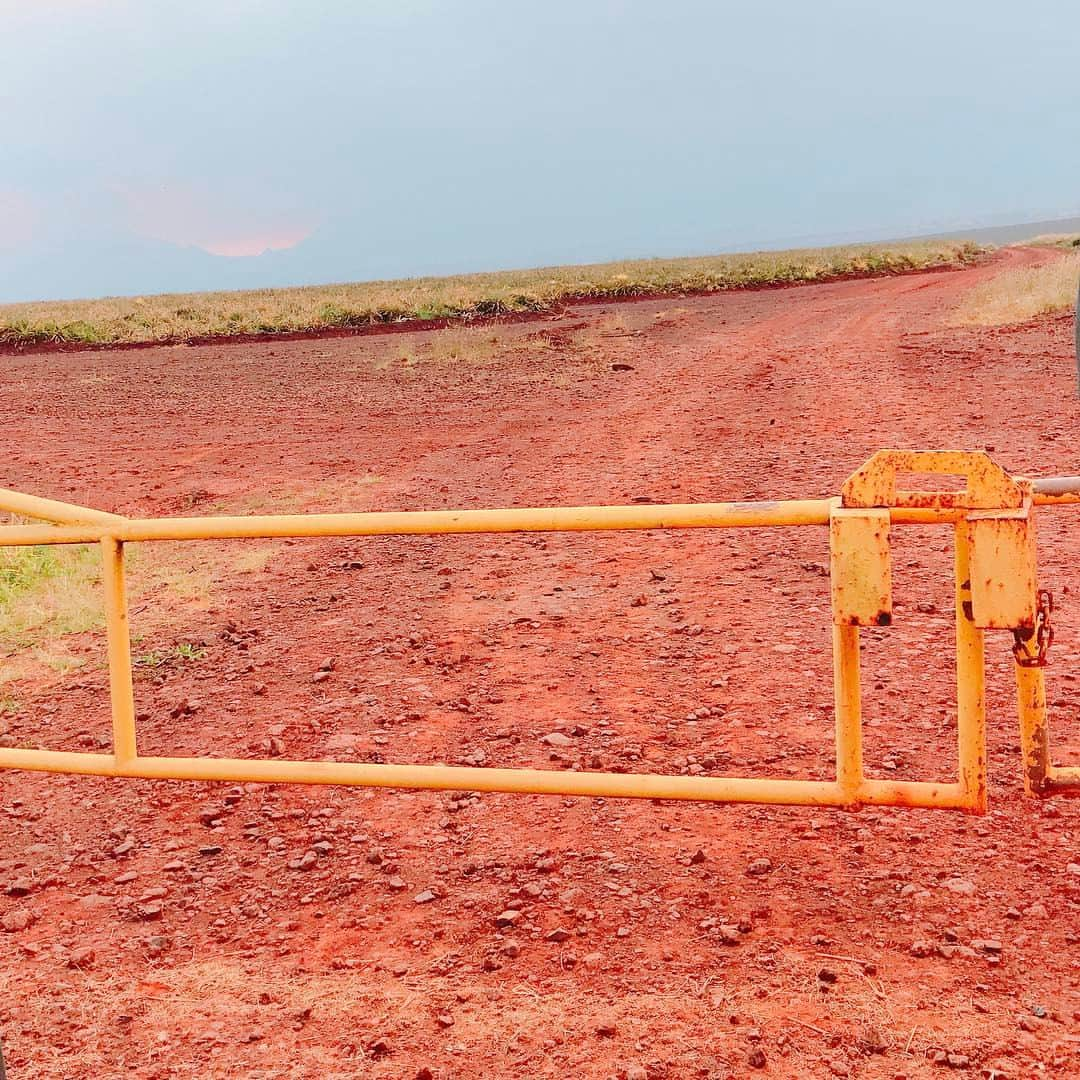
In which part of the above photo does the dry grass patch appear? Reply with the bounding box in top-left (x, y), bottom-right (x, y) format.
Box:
top-left (0, 536), bottom-right (106, 689)
top-left (0, 523), bottom-right (275, 688)
top-left (953, 252), bottom-right (1080, 326)
top-left (0, 474), bottom-right (382, 684)
top-left (1023, 233), bottom-right (1080, 249)
top-left (0, 540), bottom-right (103, 652)
top-left (373, 325), bottom-right (558, 370)
top-left (0, 241), bottom-right (981, 348)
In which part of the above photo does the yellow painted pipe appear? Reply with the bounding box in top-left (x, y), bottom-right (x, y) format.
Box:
top-left (0, 748), bottom-right (849, 803)
top-left (0, 487), bottom-right (124, 526)
top-left (832, 623), bottom-right (863, 801)
top-left (1016, 665), bottom-right (1080, 796)
top-left (1030, 476), bottom-right (1080, 504)
top-left (0, 508), bottom-right (978, 542)
top-left (112, 493), bottom-right (1079, 539)
top-left (101, 538), bottom-right (138, 764)
top-left (110, 501), bottom-right (833, 541)
top-left (1046, 764), bottom-right (1080, 788)
top-left (953, 523), bottom-right (987, 813)
top-left (857, 779), bottom-right (970, 809)
top-left (0, 484), bottom-right (1075, 549)
top-left (1015, 663), bottom-right (1049, 795)
top-left (0, 746), bottom-right (973, 807)
top-left (0, 525), bottom-right (102, 546)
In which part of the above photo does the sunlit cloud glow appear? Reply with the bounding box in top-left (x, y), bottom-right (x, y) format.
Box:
top-left (200, 227), bottom-right (315, 258)
top-left (117, 182), bottom-right (315, 258)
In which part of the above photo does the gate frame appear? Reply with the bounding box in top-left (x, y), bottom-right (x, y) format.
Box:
top-left (0, 451), bottom-right (1078, 811)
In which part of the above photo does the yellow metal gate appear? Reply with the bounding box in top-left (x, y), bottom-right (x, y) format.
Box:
top-left (0, 449), bottom-right (1077, 812)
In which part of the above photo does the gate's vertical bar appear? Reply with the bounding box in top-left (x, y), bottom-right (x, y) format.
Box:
top-left (102, 536), bottom-right (137, 765)
top-left (954, 523), bottom-right (987, 812)
top-left (1015, 664), bottom-right (1049, 794)
top-left (832, 624), bottom-right (863, 803)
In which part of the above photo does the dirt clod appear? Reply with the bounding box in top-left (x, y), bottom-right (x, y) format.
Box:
top-left (1, 908), bottom-right (33, 933)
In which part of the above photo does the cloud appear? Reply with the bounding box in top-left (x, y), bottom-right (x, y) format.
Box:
top-left (199, 227), bottom-right (315, 258)
top-left (116, 182), bottom-right (315, 258)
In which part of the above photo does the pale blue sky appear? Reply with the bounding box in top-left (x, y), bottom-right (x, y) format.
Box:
top-left (1, 0), bottom-right (1078, 302)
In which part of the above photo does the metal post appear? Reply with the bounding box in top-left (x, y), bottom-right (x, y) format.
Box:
top-left (832, 623), bottom-right (863, 803)
top-left (954, 523), bottom-right (987, 811)
top-left (1015, 664), bottom-right (1049, 795)
top-left (101, 536), bottom-right (137, 764)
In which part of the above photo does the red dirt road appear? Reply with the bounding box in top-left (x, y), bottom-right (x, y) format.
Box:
top-left (0, 247), bottom-right (1077, 1078)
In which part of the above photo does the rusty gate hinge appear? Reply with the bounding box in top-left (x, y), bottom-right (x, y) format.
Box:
top-left (1013, 589), bottom-right (1055, 668)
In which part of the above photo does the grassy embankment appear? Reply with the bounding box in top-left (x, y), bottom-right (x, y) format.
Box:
top-left (953, 250), bottom-right (1080, 326)
top-left (0, 240), bottom-right (981, 348)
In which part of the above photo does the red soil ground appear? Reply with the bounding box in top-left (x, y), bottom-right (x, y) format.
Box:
top-left (0, 247), bottom-right (1077, 1079)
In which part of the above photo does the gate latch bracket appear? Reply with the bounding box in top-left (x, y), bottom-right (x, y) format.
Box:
top-left (830, 504), bottom-right (892, 627)
top-left (1012, 589), bottom-right (1054, 667)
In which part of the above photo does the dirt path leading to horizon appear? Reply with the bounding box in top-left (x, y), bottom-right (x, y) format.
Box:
top-left (0, 246), bottom-right (1077, 1079)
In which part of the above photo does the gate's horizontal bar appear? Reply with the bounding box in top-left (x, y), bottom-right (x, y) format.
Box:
top-left (0, 524), bottom-right (104, 546)
top-left (0, 748), bottom-right (845, 803)
top-left (858, 778), bottom-right (970, 809)
top-left (0, 501), bottom-right (834, 544)
top-left (0, 747), bottom-right (970, 808)
top-left (0, 487), bottom-right (124, 527)
top-left (0, 482), bottom-right (1075, 549)
top-left (1046, 764), bottom-right (1080, 792)
top-left (0, 504), bottom-right (996, 546)
top-left (114, 501), bottom-right (836, 539)
top-left (1031, 476), bottom-right (1080, 504)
